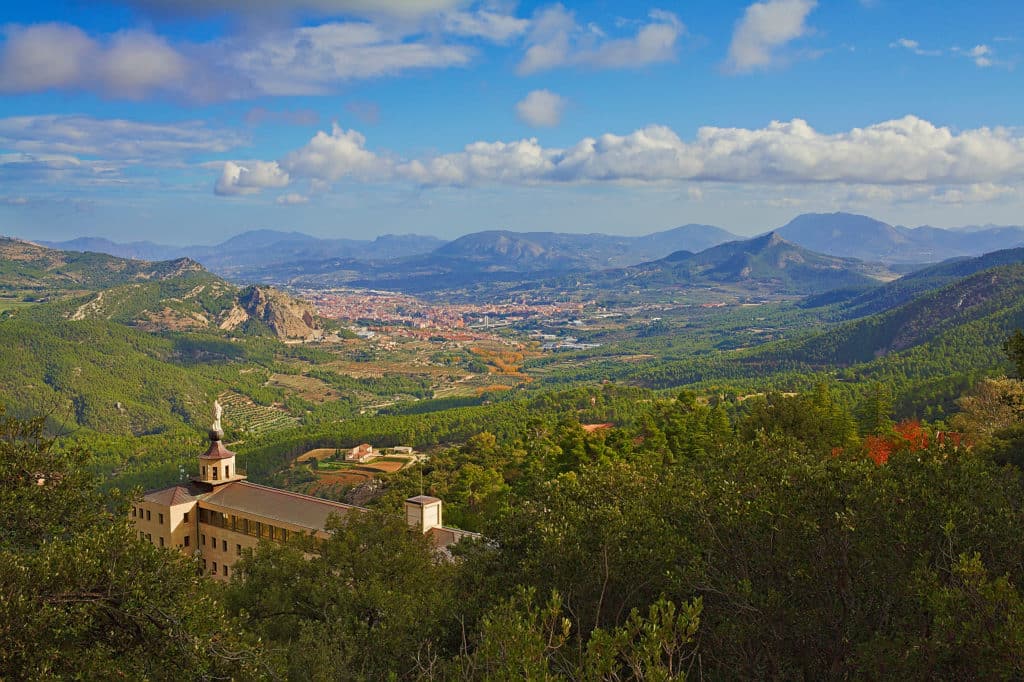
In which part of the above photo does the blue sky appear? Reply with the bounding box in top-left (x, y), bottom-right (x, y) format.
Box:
top-left (0, 0), bottom-right (1021, 244)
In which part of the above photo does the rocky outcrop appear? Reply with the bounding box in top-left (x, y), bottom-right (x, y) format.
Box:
top-left (238, 286), bottom-right (322, 340)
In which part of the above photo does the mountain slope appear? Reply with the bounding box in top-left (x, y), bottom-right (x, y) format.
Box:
top-left (607, 233), bottom-right (891, 294)
top-left (2, 239), bottom-right (322, 340)
top-left (781, 265), bottom-right (1024, 366)
top-left (834, 247), bottom-right (1024, 319)
top-left (0, 237), bottom-right (204, 295)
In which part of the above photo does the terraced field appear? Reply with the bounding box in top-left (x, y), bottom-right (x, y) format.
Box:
top-left (218, 392), bottom-right (299, 436)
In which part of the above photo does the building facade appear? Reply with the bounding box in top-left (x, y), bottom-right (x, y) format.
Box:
top-left (132, 424), bottom-right (473, 580)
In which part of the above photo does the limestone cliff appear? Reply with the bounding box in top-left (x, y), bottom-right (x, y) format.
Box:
top-left (237, 286), bottom-right (322, 340)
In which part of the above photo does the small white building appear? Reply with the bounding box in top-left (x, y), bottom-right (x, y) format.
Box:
top-left (346, 443), bottom-right (376, 463)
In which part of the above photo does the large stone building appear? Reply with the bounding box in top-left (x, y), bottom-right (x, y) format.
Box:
top-left (132, 413), bottom-right (474, 580)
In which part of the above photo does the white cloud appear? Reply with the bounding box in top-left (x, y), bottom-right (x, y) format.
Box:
top-left (725, 0), bottom-right (817, 73)
top-left (517, 6), bottom-right (683, 75)
top-left (282, 124), bottom-right (384, 181)
top-left (217, 116), bottom-right (1024, 200)
top-left (214, 161), bottom-right (290, 195)
top-left (276, 192), bottom-right (310, 205)
top-left (0, 115), bottom-right (246, 159)
top-left (0, 23), bottom-right (190, 99)
top-left (221, 22), bottom-right (473, 96)
top-left (959, 44), bottom-right (994, 67)
top-left (0, 15), bottom-right (483, 101)
top-left (515, 89), bottom-right (567, 127)
top-left (890, 37), bottom-right (942, 57)
top-left (443, 10), bottom-right (529, 43)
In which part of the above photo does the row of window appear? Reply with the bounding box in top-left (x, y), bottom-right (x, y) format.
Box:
top-left (199, 532), bottom-right (243, 556)
top-left (201, 559), bottom-right (229, 577)
top-left (139, 531), bottom-right (165, 548)
top-left (201, 464), bottom-right (231, 480)
top-left (131, 507), bottom-right (189, 524)
top-left (198, 508), bottom-right (290, 542)
top-left (131, 507), bottom-right (159, 523)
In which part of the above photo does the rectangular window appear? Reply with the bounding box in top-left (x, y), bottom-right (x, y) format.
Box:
top-left (198, 508), bottom-right (207, 524)
top-left (212, 561), bottom-right (217, 574)
top-left (184, 536), bottom-right (190, 547)
top-left (236, 544), bottom-right (242, 556)
top-left (159, 513), bottom-right (164, 525)
top-left (261, 523), bottom-right (272, 540)
top-left (147, 533), bottom-right (152, 542)
top-left (223, 565), bottom-right (228, 577)
top-left (183, 512), bottom-right (189, 523)
top-left (230, 515), bottom-right (237, 531)
top-left (139, 531), bottom-right (144, 540)
top-left (203, 559), bottom-right (207, 570)
top-left (210, 536), bottom-right (215, 547)
top-left (202, 465), bottom-right (207, 478)
top-left (224, 465), bottom-right (230, 479)
top-left (254, 521), bottom-right (261, 538)
top-left (201, 533), bottom-right (206, 545)
top-left (159, 536), bottom-right (164, 547)
top-left (222, 539), bottom-right (227, 551)
top-left (146, 510), bottom-right (151, 521)
top-left (131, 507), bottom-right (136, 517)
top-left (212, 467), bottom-right (218, 480)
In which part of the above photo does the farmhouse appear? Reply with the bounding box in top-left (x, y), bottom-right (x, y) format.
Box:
top-left (346, 442), bottom-right (376, 463)
top-left (132, 408), bottom-right (474, 580)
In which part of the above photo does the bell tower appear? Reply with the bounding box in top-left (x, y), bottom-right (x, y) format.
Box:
top-left (195, 400), bottom-right (244, 487)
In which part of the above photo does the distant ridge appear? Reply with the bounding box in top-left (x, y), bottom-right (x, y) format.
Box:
top-left (593, 232), bottom-right (893, 295)
top-left (775, 212), bottom-right (1024, 263)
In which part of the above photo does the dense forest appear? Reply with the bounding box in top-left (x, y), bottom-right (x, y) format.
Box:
top-left (5, 334), bottom-right (1024, 679)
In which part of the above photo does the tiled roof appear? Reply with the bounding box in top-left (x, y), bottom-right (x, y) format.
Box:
top-left (143, 485), bottom-right (198, 507)
top-left (200, 481), bottom-right (361, 532)
top-left (428, 526), bottom-right (482, 553)
top-left (200, 438), bottom-right (235, 460)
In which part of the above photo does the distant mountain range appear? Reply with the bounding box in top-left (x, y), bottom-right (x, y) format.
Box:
top-left (774, 213), bottom-right (1024, 264)
top-left (40, 231), bottom-right (449, 275)
top-left (35, 213), bottom-right (1024, 287)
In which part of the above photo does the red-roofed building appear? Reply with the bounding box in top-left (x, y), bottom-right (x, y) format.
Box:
top-left (131, 424), bottom-right (475, 580)
top-left (346, 443), bottom-right (376, 463)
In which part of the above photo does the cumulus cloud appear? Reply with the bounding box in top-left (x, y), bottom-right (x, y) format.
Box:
top-left (515, 89), bottom-right (567, 127)
top-left (0, 23), bottom-right (190, 99)
top-left (215, 115), bottom-right (1024, 199)
top-left (214, 160), bottom-right (290, 196)
top-left (517, 6), bottom-right (683, 75)
top-left (725, 0), bottom-right (817, 73)
top-left (282, 124), bottom-right (384, 180)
